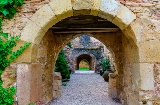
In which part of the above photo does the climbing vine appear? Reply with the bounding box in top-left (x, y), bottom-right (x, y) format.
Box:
top-left (0, 0), bottom-right (24, 19)
top-left (0, 0), bottom-right (31, 104)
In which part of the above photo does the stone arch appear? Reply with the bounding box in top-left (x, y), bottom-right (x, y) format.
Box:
top-left (20, 0), bottom-right (136, 45)
top-left (13, 0), bottom-right (147, 105)
top-left (76, 55), bottom-right (92, 70)
top-left (73, 52), bottom-right (96, 71)
top-left (58, 33), bottom-right (116, 74)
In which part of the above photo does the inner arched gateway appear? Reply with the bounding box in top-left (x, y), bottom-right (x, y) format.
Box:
top-left (78, 59), bottom-right (90, 70)
top-left (3, 0), bottom-right (158, 105)
top-left (76, 54), bottom-right (93, 70)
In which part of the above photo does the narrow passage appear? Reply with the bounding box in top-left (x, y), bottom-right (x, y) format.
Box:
top-left (48, 71), bottom-right (122, 105)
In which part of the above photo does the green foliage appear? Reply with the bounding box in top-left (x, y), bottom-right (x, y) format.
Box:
top-left (0, 85), bottom-right (16, 104)
top-left (67, 42), bottom-right (72, 48)
top-left (79, 68), bottom-right (89, 71)
top-left (0, 1), bottom-right (31, 104)
top-left (0, 21), bottom-right (30, 104)
top-left (0, 0), bottom-right (24, 19)
top-left (55, 50), bottom-right (70, 79)
top-left (101, 58), bottom-right (110, 76)
top-left (62, 82), bottom-right (67, 86)
top-left (28, 103), bottom-right (35, 105)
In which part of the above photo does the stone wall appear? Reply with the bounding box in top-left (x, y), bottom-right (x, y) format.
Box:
top-left (53, 72), bottom-right (62, 99)
top-left (71, 47), bottom-right (104, 73)
top-left (1, 0), bottom-right (160, 105)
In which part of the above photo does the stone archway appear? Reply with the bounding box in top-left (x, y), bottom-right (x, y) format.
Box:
top-left (74, 53), bottom-right (96, 71)
top-left (3, 0), bottom-right (159, 105)
top-left (76, 54), bottom-right (93, 70)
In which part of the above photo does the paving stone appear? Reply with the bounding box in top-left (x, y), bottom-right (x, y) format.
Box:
top-left (47, 71), bottom-right (122, 105)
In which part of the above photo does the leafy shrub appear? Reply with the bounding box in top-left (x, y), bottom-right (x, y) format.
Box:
top-left (55, 50), bottom-right (70, 79)
top-left (67, 42), bottom-right (72, 48)
top-left (0, 20), bottom-right (30, 104)
top-left (62, 82), bottom-right (67, 86)
top-left (0, 0), bottom-right (24, 19)
top-left (0, 1), bottom-right (31, 104)
top-left (100, 58), bottom-right (110, 76)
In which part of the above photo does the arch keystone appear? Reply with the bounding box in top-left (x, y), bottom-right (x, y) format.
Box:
top-left (71, 0), bottom-right (101, 16)
top-left (49, 0), bottom-right (73, 21)
top-left (98, 0), bottom-right (121, 22)
top-left (30, 4), bottom-right (59, 32)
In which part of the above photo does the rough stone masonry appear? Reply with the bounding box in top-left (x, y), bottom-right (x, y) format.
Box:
top-left (1, 0), bottom-right (160, 105)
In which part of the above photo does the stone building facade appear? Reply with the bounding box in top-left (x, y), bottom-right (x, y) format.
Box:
top-left (64, 35), bottom-right (106, 73)
top-left (1, 0), bottom-right (160, 105)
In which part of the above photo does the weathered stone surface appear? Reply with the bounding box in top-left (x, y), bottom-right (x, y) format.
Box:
top-left (52, 72), bottom-right (62, 99)
top-left (17, 63), bottom-right (42, 104)
top-left (71, 0), bottom-right (101, 16)
top-left (20, 20), bottom-right (46, 44)
top-left (112, 5), bottom-right (136, 30)
top-left (154, 64), bottom-right (160, 97)
top-left (1, 0), bottom-right (160, 104)
top-left (108, 73), bottom-right (117, 98)
top-left (30, 4), bottom-right (59, 32)
top-left (53, 72), bottom-right (62, 80)
top-left (17, 63), bottom-right (31, 105)
top-left (140, 63), bottom-right (154, 90)
top-left (2, 64), bottom-right (17, 88)
top-left (98, 0), bottom-right (121, 21)
top-left (49, 0), bottom-right (73, 21)
top-left (139, 41), bottom-right (160, 62)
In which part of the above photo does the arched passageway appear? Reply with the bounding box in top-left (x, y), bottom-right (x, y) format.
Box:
top-left (2, 0), bottom-right (159, 105)
top-left (76, 54), bottom-right (93, 70)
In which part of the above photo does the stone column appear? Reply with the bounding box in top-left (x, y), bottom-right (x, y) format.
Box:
top-left (17, 63), bottom-right (42, 105)
top-left (108, 73), bottom-right (117, 98)
top-left (53, 72), bottom-right (62, 99)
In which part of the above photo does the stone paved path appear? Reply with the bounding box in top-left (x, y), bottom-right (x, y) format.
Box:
top-left (48, 71), bottom-right (122, 105)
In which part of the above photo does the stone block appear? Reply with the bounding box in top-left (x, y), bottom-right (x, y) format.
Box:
top-left (49, 0), bottom-right (73, 21)
top-left (17, 63), bottom-right (31, 105)
top-left (71, 0), bottom-right (101, 16)
top-left (17, 63), bottom-right (42, 104)
top-left (112, 5), bottom-right (136, 30)
top-left (139, 63), bottom-right (154, 90)
top-left (108, 73), bottom-right (117, 98)
top-left (53, 91), bottom-right (57, 98)
top-left (21, 19), bottom-right (46, 44)
top-left (30, 4), bottom-right (59, 32)
top-left (38, 49), bottom-right (47, 57)
top-left (30, 63), bottom-right (42, 103)
top-left (53, 85), bottom-right (59, 91)
top-left (154, 64), bottom-right (160, 84)
top-left (53, 72), bottom-right (62, 80)
top-left (138, 41), bottom-right (160, 62)
top-left (98, 0), bottom-right (121, 21)
top-left (90, 0), bottom-right (101, 16)
top-left (131, 63), bottom-right (141, 89)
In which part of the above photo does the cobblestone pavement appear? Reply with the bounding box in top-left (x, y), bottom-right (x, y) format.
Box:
top-left (48, 71), bottom-right (122, 105)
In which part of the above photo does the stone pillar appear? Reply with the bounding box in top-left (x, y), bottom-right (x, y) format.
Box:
top-left (108, 73), bottom-right (117, 98)
top-left (53, 72), bottom-right (62, 99)
top-left (17, 63), bottom-right (42, 105)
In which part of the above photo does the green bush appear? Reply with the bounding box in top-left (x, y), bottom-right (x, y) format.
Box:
top-left (100, 58), bottom-right (110, 76)
top-left (55, 50), bottom-right (70, 79)
top-left (0, 0), bottom-right (24, 19)
top-left (0, 1), bottom-right (31, 104)
top-left (67, 42), bottom-right (72, 48)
